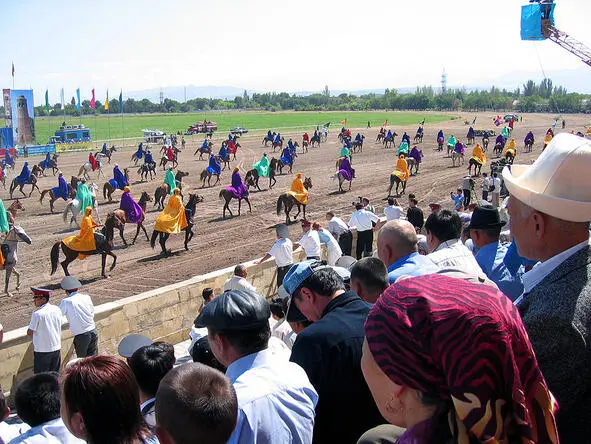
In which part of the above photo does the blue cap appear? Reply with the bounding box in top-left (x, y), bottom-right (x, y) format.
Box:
top-left (282, 260), bottom-right (332, 297)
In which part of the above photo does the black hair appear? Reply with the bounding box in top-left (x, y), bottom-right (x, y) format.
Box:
top-left (424, 210), bottom-right (462, 242)
top-left (129, 343), bottom-right (175, 398)
top-left (269, 298), bottom-right (286, 319)
top-left (350, 258), bottom-right (389, 295)
top-left (14, 372), bottom-right (61, 427)
top-left (190, 337), bottom-right (226, 372)
top-left (209, 324), bottom-right (271, 357)
top-left (294, 266), bottom-right (345, 300)
top-left (387, 197), bottom-right (395, 205)
top-left (202, 287), bottom-right (214, 301)
top-left (0, 384), bottom-right (7, 419)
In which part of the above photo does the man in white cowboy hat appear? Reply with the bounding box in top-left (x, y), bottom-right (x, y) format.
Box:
top-left (504, 133), bottom-right (591, 443)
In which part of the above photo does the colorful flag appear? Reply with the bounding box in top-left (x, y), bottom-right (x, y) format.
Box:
top-left (11, 62), bottom-right (14, 78)
top-left (382, 120), bottom-right (388, 127)
top-left (340, 119), bottom-right (347, 125)
top-left (76, 88), bottom-right (81, 110)
top-left (104, 90), bottom-right (109, 111)
top-left (472, 116), bottom-right (477, 125)
top-left (60, 88), bottom-right (64, 108)
top-left (45, 90), bottom-right (49, 112)
top-left (419, 118), bottom-right (426, 126)
top-left (119, 90), bottom-right (123, 113)
top-left (91, 89), bottom-right (96, 110)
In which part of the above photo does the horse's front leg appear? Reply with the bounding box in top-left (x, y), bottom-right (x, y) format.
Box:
top-left (4, 266), bottom-right (12, 295)
top-left (119, 225), bottom-right (127, 246)
top-left (238, 198), bottom-right (242, 216)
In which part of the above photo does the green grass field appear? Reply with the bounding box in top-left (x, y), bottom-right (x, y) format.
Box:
top-left (34, 111), bottom-right (454, 145)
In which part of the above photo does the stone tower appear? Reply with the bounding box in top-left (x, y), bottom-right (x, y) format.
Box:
top-left (16, 95), bottom-right (34, 145)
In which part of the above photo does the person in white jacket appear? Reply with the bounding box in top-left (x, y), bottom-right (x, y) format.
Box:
top-left (312, 222), bottom-right (342, 265)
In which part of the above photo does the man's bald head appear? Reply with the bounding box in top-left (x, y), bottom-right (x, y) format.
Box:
top-left (377, 220), bottom-right (418, 267)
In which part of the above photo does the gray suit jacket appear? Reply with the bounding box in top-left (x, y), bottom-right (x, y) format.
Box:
top-left (518, 245), bottom-right (591, 443)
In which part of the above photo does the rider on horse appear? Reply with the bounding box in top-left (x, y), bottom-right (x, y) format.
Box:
top-left (227, 139), bottom-right (237, 156)
top-left (543, 131), bottom-right (553, 150)
top-left (446, 135), bottom-right (457, 150)
top-left (274, 133), bottom-right (282, 145)
top-left (120, 186), bottom-right (143, 224)
top-left (52, 172), bottom-right (69, 201)
top-left (135, 143), bottom-right (144, 160)
top-left (154, 188), bottom-right (188, 234)
top-left (267, 130), bottom-right (274, 141)
top-left (164, 168), bottom-right (176, 195)
top-left (467, 127), bottom-right (475, 139)
top-left (75, 182), bottom-right (94, 213)
top-left (313, 129), bottom-right (319, 139)
top-left (219, 143), bottom-right (230, 162)
top-left (4, 150), bottom-right (14, 168)
top-left (495, 134), bottom-right (506, 148)
top-left (280, 145), bottom-right (294, 166)
top-left (227, 168), bottom-right (249, 200)
top-left (165, 146), bottom-right (175, 162)
top-left (409, 146), bottom-right (422, 164)
top-left (303, 132), bottom-right (309, 144)
top-left (471, 144), bottom-right (487, 165)
top-left (287, 139), bottom-right (296, 154)
top-left (206, 154), bottom-right (222, 175)
top-left (89, 153), bottom-right (99, 171)
top-left (416, 126), bottom-right (423, 136)
top-left (524, 131), bottom-right (535, 145)
top-left (287, 173), bottom-right (308, 205)
top-left (501, 126), bottom-right (510, 140)
top-left (386, 129), bottom-right (393, 140)
top-left (402, 132), bottom-right (410, 146)
top-left (144, 149), bottom-right (154, 166)
top-left (437, 130), bottom-right (444, 142)
top-left (339, 146), bottom-right (351, 160)
top-left (397, 141), bottom-right (409, 157)
top-left (505, 138), bottom-right (517, 157)
top-left (253, 153), bottom-right (270, 177)
top-left (100, 143), bottom-right (108, 156)
top-left (62, 206), bottom-right (97, 259)
top-left (15, 162), bottom-right (31, 185)
top-left (110, 165), bottom-right (128, 190)
top-left (200, 139), bottom-right (209, 152)
top-left (40, 152), bottom-right (52, 170)
top-left (354, 133), bottom-right (362, 143)
top-left (454, 140), bottom-right (465, 155)
top-left (392, 155), bottom-right (410, 182)
top-left (338, 157), bottom-right (355, 182)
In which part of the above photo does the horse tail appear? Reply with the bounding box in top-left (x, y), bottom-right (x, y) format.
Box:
top-left (276, 194), bottom-right (285, 216)
top-left (103, 182), bottom-right (109, 199)
top-left (50, 242), bottom-right (60, 275)
top-left (218, 189), bottom-right (225, 201)
top-left (62, 202), bottom-right (71, 223)
top-left (150, 229), bottom-right (159, 249)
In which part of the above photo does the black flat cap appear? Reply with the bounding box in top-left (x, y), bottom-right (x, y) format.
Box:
top-left (194, 289), bottom-right (270, 330)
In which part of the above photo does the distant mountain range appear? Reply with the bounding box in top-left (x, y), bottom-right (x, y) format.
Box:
top-left (126, 67), bottom-right (591, 102)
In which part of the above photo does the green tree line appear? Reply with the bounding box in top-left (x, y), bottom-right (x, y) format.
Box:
top-left (31, 79), bottom-right (591, 117)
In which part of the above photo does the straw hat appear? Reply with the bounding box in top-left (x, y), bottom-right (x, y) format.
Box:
top-left (502, 133), bottom-right (591, 222)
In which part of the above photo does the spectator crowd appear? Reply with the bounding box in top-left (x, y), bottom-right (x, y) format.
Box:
top-left (1, 133), bottom-right (590, 443)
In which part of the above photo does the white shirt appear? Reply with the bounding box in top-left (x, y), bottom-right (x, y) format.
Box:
top-left (223, 276), bottom-right (257, 293)
top-left (8, 418), bottom-right (84, 443)
top-left (427, 239), bottom-right (484, 276)
top-left (520, 238), bottom-right (590, 298)
top-left (492, 177), bottom-right (501, 193)
top-left (29, 303), bottom-right (62, 353)
top-left (327, 216), bottom-right (349, 237)
top-left (59, 292), bottom-right (95, 336)
top-left (384, 205), bottom-right (403, 221)
top-left (299, 230), bottom-right (321, 258)
top-left (270, 318), bottom-right (296, 350)
top-left (482, 177), bottom-right (491, 191)
top-left (269, 238), bottom-right (293, 267)
top-left (0, 421), bottom-right (30, 443)
top-left (348, 209), bottom-right (379, 232)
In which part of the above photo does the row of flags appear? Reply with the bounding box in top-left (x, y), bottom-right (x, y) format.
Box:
top-left (43, 88), bottom-right (123, 113)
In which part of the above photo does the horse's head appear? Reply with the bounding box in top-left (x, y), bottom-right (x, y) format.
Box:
top-left (123, 168), bottom-right (129, 179)
top-left (177, 170), bottom-right (189, 179)
top-left (88, 183), bottom-right (99, 195)
top-left (140, 191), bottom-right (153, 202)
top-left (303, 177), bottom-right (313, 190)
top-left (6, 225), bottom-right (32, 244)
top-left (10, 199), bottom-right (25, 213)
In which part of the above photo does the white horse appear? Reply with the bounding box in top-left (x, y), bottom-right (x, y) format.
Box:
top-left (78, 159), bottom-right (105, 181)
top-left (3, 225), bottom-right (32, 296)
top-left (62, 183), bottom-right (100, 226)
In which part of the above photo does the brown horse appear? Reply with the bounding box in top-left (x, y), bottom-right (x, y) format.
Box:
top-left (111, 191), bottom-right (152, 245)
top-left (272, 137), bottom-right (284, 153)
top-left (30, 164), bottom-right (43, 178)
top-left (6, 199), bottom-right (25, 225)
top-left (50, 213), bottom-right (121, 278)
top-left (245, 158), bottom-right (278, 191)
top-left (9, 174), bottom-right (39, 199)
top-left (200, 163), bottom-right (221, 187)
top-left (219, 187), bottom-right (252, 218)
top-left (38, 153), bottom-right (59, 176)
top-left (276, 177), bottom-right (313, 224)
top-left (154, 170), bottom-right (189, 209)
top-left (388, 173), bottom-right (407, 197)
top-left (150, 193), bottom-right (203, 255)
top-left (102, 168), bottom-right (130, 202)
top-left (40, 176), bottom-right (80, 212)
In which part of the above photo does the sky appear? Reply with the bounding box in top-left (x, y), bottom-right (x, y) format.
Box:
top-left (3, 0), bottom-right (591, 104)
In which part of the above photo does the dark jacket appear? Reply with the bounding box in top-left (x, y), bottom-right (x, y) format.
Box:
top-left (406, 206), bottom-right (424, 229)
top-left (290, 291), bottom-right (384, 444)
top-left (518, 245), bottom-right (591, 443)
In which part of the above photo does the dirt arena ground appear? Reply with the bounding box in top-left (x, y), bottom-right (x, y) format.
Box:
top-left (2, 112), bottom-right (589, 330)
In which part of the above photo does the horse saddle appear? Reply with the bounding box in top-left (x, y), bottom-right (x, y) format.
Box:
top-left (185, 208), bottom-right (194, 225)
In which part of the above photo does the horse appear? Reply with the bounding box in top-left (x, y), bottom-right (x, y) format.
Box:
top-left (137, 162), bottom-right (157, 181)
top-left (9, 174), bottom-right (40, 199)
top-left (406, 155), bottom-right (422, 176)
top-left (493, 143), bottom-right (504, 157)
top-left (310, 134), bottom-right (321, 147)
top-left (388, 174), bottom-right (407, 197)
top-left (301, 139), bottom-right (309, 154)
top-left (154, 170), bottom-right (189, 210)
top-left (376, 133), bottom-right (385, 143)
top-left (245, 159), bottom-right (278, 191)
top-left (40, 176), bottom-right (80, 213)
top-left (276, 177), bottom-right (313, 224)
top-left (335, 156), bottom-right (353, 171)
top-left (50, 213), bottom-right (121, 278)
top-left (351, 136), bottom-right (365, 153)
top-left (413, 132), bottom-right (423, 143)
top-left (78, 158), bottom-right (104, 180)
top-left (103, 168), bottom-right (130, 202)
top-left (6, 200), bottom-right (25, 226)
top-left (111, 191), bottom-right (152, 246)
top-left (160, 150), bottom-right (179, 170)
top-left (38, 153), bottom-right (59, 176)
top-left (446, 143), bottom-right (455, 157)
top-left (466, 134), bottom-right (475, 145)
top-left (200, 164), bottom-right (221, 187)
top-left (96, 145), bottom-right (117, 164)
top-left (383, 133), bottom-right (398, 149)
top-left (262, 133), bottom-right (276, 147)
top-left (2, 225), bottom-right (32, 296)
top-left (219, 186), bottom-right (252, 219)
top-left (30, 165), bottom-right (43, 178)
top-left (131, 146), bottom-right (149, 164)
top-left (194, 141), bottom-right (212, 159)
top-left (437, 137), bottom-right (444, 152)
top-left (524, 140), bottom-right (534, 153)
top-left (467, 158), bottom-right (484, 176)
top-left (271, 137), bottom-right (284, 153)
top-left (505, 150), bottom-right (515, 165)
top-left (332, 170), bottom-right (354, 193)
top-left (451, 151), bottom-right (464, 167)
top-left (482, 137), bottom-right (489, 151)
top-left (150, 193), bottom-right (203, 255)
top-left (62, 183), bottom-right (100, 226)
top-left (277, 155), bottom-right (296, 175)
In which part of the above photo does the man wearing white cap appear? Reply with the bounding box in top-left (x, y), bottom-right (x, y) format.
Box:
top-left (59, 276), bottom-right (98, 358)
top-left (504, 133), bottom-right (591, 443)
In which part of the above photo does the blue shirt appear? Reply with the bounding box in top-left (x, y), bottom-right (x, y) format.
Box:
top-left (451, 194), bottom-right (464, 210)
top-left (475, 241), bottom-right (524, 301)
top-left (227, 349), bottom-right (318, 444)
top-left (387, 252), bottom-right (439, 284)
